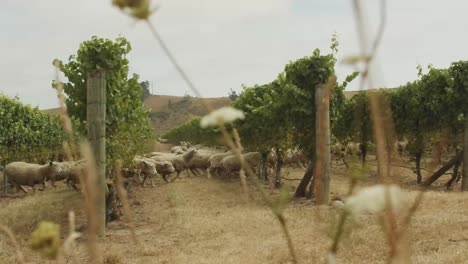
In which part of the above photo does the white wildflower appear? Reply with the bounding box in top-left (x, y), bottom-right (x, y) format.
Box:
top-left (200, 106), bottom-right (245, 128)
top-left (344, 184), bottom-right (407, 215)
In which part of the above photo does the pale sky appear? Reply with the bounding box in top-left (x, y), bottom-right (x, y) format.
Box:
top-left (1, 0), bottom-right (468, 109)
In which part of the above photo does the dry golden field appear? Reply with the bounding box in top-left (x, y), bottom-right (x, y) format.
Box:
top-left (0, 158), bottom-right (467, 264)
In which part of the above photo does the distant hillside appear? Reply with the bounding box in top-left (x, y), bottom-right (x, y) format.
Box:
top-left (43, 95), bottom-right (232, 137)
top-left (43, 91), bottom-right (359, 137)
top-left (144, 95), bottom-right (231, 136)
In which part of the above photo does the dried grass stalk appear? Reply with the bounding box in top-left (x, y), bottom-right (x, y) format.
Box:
top-left (115, 160), bottom-right (138, 244)
top-left (0, 224), bottom-right (26, 264)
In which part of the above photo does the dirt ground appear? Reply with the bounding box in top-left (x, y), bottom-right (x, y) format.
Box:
top-left (1, 159), bottom-right (467, 264)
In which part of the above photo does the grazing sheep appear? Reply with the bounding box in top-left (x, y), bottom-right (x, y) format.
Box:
top-left (220, 152), bottom-right (261, 177)
top-left (150, 149), bottom-right (197, 181)
top-left (4, 161), bottom-right (62, 193)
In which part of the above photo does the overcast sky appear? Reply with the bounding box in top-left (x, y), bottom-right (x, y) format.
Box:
top-left (1, 0), bottom-right (468, 109)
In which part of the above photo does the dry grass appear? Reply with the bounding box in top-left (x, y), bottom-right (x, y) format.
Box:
top-left (0, 161), bottom-right (467, 263)
top-left (0, 185), bottom-right (83, 262)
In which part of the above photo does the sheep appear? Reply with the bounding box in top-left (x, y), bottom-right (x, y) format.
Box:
top-left (154, 161), bottom-right (176, 182)
top-left (52, 160), bottom-right (86, 188)
top-left (207, 151), bottom-right (234, 177)
top-left (220, 152), bottom-right (261, 177)
top-left (144, 152), bottom-right (165, 158)
top-left (186, 151), bottom-right (214, 176)
top-left (133, 158), bottom-right (158, 187)
top-left (180, 141), bottom-right (191, 148)
top-left (283, 149), bottom-right (308, 169)
top-left (4, 161), bottom-right (62, 193)
top-left (65, 161), bottom-right (86, 191)
top-left (345, 143), bottom-right (360, 157)
top-left (150, 149), bottom-right (197, 181)
top-left (158, 137), bottom-right (168, 143)
top-left (170, 146), bottom-right (187, 155)
top-left (134, 157), bottom-right (177, 184)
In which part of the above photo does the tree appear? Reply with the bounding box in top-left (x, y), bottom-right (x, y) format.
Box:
top-left (334, 89), bottom-right (370, 165)
top-left (228, 88), bottom-right (240, 101)
top-left (391, 81), bottom-right (427, 183)
top-left (448, 61), bottom-right (468, 191)
top-left (140, 80), bottom-right (151, 101)
top-left (233, 79), bottom-right (291, 183)
top-left (55, 36), bottom-right (154, 169)
top-left (390, 66), bottom-right (456, 184)
top-left (281, 48), bottom-right (352, 199)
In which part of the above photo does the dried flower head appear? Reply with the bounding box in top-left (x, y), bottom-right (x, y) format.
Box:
top-left (29, 221), bottom-right (61, 259)
top-left (344, 184), bottom-right (407, 215)
top-left (112, 0), bottom-right (157, 20)
top-left (200, 106), bottom-right (245, 128)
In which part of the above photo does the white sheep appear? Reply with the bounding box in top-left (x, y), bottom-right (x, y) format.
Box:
top-left (154, 161), bottom-right (176, 182)
top-left (283, 149), bottom-right (308, 169)
top-left (170, 146), bottom-right (187, 155)
top-left (149, 149), bottom-right (197, 181)
top-left (4, 161), bottom-right (62, 193)
top-left (220, 152), bottom-right (261, 177)
top-left (133, 157), bottom-right (159, 187)
top-left (186, 151), bottom-right (215, 176)
top-left (207, 151), bottom-right (233, 177)
top-left (56, 160), bottom-right (86, 191)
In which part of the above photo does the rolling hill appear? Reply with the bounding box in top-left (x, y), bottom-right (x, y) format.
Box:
top-left (43, 91), bottom-right (359, 137)
top-left (43, 95), bottom-right (231, 137)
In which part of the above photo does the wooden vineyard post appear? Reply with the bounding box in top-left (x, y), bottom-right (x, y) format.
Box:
top-left (87, 69), bottom-right (107, 235)
top-left (314, 83), bottom-right (331, 205)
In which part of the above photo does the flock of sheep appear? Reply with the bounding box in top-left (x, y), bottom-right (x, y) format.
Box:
top-left (0, 142), bottom-right (309, 194)
top-left (132, 143), bottom-right (308, 187)
top-left (0, 138), bottom-right (410, 194)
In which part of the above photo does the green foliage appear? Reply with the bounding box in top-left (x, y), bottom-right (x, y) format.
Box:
top-left (228, 88), bottom-right (240, 101)
top-left (163, 116), bottom-right (220, 146)
top-left (0, 95), bottom-right (80, 162)
top-left (334, 90), bottom-right (371, 147)
top-left (56, 36), bottom-right (154, 169)
top-left (140, 80), bottom-right (151, 101)
top-left (449, 61), bottom-right (468, 116)
top-left (232, 79), bottom-right (290, 152)
top-left (390, 66), bottom-right (458, 156)
top-left (282, 48), bottom-right (344, 158)
top-left (165, 39), bottom-right (353, 160)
